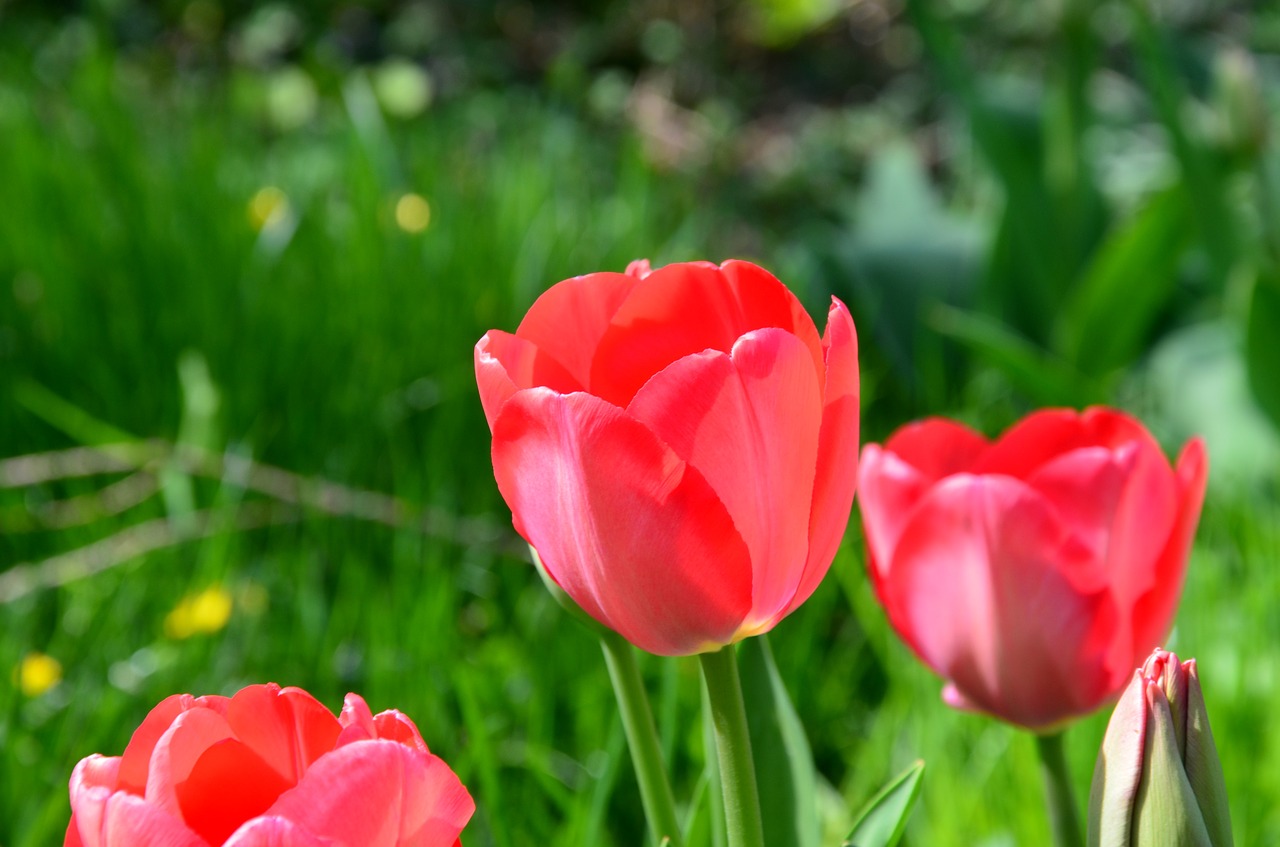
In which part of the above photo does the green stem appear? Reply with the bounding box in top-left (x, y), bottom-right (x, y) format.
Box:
top-left (599, 631), bottom-right (684, 847)
top-left (1036, 731), bottom-right (1085, 847)
top-left (699, 646), bottom-right (765, 847)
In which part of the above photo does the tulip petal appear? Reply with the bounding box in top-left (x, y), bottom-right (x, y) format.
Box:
top-left (336, 696), bottom-right (430, 754)
top-left (627, 328), bottom-right (821, 631)
top-left (146, 706), bottom-right (237, 814)
top-left (1088, 670), bottom-right (1146, 847)
top-left (223, 817), bottom-right (337, 847)
top-left (227, 685), bottom-right (343, 785)
top-left (265, 740), bottom-right (475, 847)
top-left (475, 331), bottom-right (580, 430)
top-left (786, 297), bottom-right (861, 616)
top-left (372, 712), bottom-right (430, 753)
top-left (336, 693), bottom-right (378, 746)
top-left (859, 418), bottom-right (989, 596)
top-left (974, 407), bottom-right (1154, 477)
top-left (70, 755), bottom-right (122, 798)
top-left (68, 789), bottom-right (205, 847)
top-left (589, 261), bottom-right (823, 407)
top-left (491, 388), bottom-right (753, 655)
top-left (719, 260), bottom-right (825, 374)
top-left (1024, 446), bottom-right (1136, 588)
top-left (884, 475), bottom-right (1119, 729)
top-left (1024, 435), bottom-right (1172, 660)
top-left (1133, 684), bottom-right (1214, 847)
top-left (67, 756), bottom-right (124, 847)
top-left (514, 271), bottom-right (639, 388)
top-left (176, 738), bottom-right (295, 847)
top-left (1184, 661), bottom-right (1233, 847)
top-left (882, 417), bottom-right (989, 480)
top-left (1128, 438), bottom-right (1209, 665)
top-left (119, 694), bottom-right (227, 795)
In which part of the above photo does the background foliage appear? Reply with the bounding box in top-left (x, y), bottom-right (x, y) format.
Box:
top-left (2, 1), bottom-right (1278, 844)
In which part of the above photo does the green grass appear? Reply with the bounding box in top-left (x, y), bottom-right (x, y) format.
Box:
top-left (2, 28), bottom-right (1279, 847)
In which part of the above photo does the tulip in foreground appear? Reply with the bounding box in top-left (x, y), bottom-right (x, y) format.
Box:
top-left (65, 683), bottom-right (474, 847)
top-left (859, 407), bottom-right (1207, 730)
top-left (476, 259), bottom-right (859, 656)
top-left (1089, 650), bottom-right (1232, 847)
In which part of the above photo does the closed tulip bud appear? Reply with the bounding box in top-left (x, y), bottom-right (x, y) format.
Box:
top-left (1212, 48), bottom-right (1266, 158)
top-left (1088, 650), bottom-right (1232, 847)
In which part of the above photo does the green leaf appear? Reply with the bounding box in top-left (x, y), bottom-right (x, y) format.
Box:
top-left (1245, 265), bottom-right (1280, 432)
top-left (929, 303), bottom-right (1093, 406)
top-left (843, 760), bottom-right (925, 847)
top-left (1056, 186), bottom-right (1191, 377)
top-left (737, 636), bottom-right (818, 847)
top-left (13, 379), bottom-right (136, 445)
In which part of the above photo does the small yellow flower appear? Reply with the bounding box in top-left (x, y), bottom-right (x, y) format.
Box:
top-left (395, 193), bottom-right (431, 233)
top-left (247, 186), bottom-right (291, 232)
top-left (18, 652), bottom-right (62, 697)
top-left (165, 586), bottom-right (233, 640)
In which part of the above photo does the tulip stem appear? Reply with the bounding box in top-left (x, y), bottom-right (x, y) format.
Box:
top-left (599, 631), bottom-right (685, 847)
top-left (1036, 731), bottom-right (1085, 847)
top-left (699, 646), bottom-right (765, 847)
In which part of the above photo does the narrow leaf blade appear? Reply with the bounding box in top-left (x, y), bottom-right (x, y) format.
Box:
top-left (844, 760), bottom-right (925, 847)
top-left (738, 636), bottom-right (819, 847)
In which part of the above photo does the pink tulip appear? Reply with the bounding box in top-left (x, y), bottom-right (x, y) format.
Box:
top-left (64, 683), bottom-right (475, 847)
top-left (476, 259), bottom-right (860, 656)
top-left (858, 407), bottom-right (1207, 731)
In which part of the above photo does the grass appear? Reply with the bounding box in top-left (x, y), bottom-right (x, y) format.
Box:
top-left (2, 25), bottom-right (1279, 847)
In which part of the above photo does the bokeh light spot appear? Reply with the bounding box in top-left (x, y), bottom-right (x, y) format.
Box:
top-left (18, 652), bottom-right (62, 697)
top-left (395, 193), bottom-right (432, 233)
top-left (165, 586), bottom-right (233, 639)
top-left (248, 186), bottom-right (290, 231)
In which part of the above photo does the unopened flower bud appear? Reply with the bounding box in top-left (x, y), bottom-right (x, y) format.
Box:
top-left (1088, 649), bottom-right (1232, 847)
top-left (1213, 48), bottom-right (1266, 158)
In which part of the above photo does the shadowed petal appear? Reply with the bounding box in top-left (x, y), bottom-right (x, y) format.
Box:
top-left (146, 706), bottom-right (236, 816)
top-left (883, 418), bottom-right (989, 481)
top-left (514, 271), bottom-right (639, 389)
top-left (226, 685), bottom-right (342, 785)
top-left (119, 694), bottom-right (228, 796)
top-left (475, 331), bottom-right (580, 430)
top-left (1025, 446), bottom-right (1135, 590)
top-left (589, 262), bottom-right (822, 407)
top-left (974, 407), bottom-right (1154, 478)
top-left (176, 739), bottom-right (295, 847)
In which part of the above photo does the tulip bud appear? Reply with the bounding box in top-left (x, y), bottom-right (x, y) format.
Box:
top-left (1088, 650), bottom-right (1232, 847)
top-left (1212, 47), bottom-right (1266, 158)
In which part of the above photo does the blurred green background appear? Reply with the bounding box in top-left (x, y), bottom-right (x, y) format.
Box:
top-left (2, 0), bottom-right (1278, 844)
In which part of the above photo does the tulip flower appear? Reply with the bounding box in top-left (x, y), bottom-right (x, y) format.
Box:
top-left (476, 259), bottom-right (859, 657)
top-left (65, 683), bottom-right (474, 847)
top-left (1088, 650), bottom-right (1232, 847)
top-left (859, 407), bottom-right (1207, 731)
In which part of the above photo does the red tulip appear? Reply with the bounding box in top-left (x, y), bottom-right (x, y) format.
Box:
top-left (476, 259), bottom-right (860, 656)
top-left (64, 683), bottom-right (474, 847)
top-left (858, 408), bottom-right (1207, 731)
